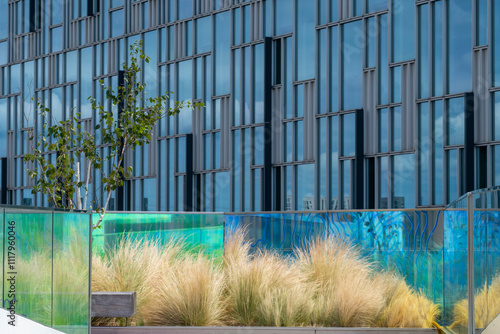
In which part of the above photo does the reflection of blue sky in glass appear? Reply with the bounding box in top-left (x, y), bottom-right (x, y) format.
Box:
top-left (342, 20), bottom-right (363, 110)
top-left (275, 0), bottom-right (293, 35)
top-left (447, 0), bottom-right (471, 94)
top-left (393, 154), bottom-right (415, 209)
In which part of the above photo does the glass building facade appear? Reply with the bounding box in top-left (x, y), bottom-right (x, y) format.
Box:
top-left (0, 0), bottom-right (498, 212)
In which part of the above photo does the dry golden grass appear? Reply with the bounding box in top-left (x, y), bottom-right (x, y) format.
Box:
top-left (453, 274), bottom-right (500, 328)
top-left (377, 277), bottom-right (439, 328)
top-left (296, 236), bottom-right (384, 327)
top-left (143, 253), bottom-right (225, 326)
top-left (92, 230), bottom-right (441, 328)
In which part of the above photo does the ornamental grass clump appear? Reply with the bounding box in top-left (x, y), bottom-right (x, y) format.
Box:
top-left (452, 274), bottom-right (500, 328)
top-left (295, 236), bottom-right (385, 327)
top-left (143, 253), bottom-right (225, 326)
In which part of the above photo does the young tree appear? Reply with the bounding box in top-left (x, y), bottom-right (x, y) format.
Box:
top-left (23, 40), bottom-right (201, 228)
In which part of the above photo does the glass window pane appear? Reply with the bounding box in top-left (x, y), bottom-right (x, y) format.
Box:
top-left (378, 14), bottom-right (388, 105)
top-left (215, 11), bottom-right (230, 95)
top-left (494, 146), bottom-right (500, 186)
top-left (143, 178), bottom-right (156, 211)
top-left (319, 29), bottom-right (327, 113)
top-left (319, 0), bottom-right (326, 25)
top-left (392, 0), bottom-right (415, 62)
top-left (494, 92), bottom-right (500, 141)
top-left (392, 154), bottom-right (415, 208)
top-left (214, 132), bottom-right (220, 170)
top-left (447, 149), bottom-right (458, 202)
top-left (296, 0), bottom-right (315, 80)
top-left (253, 169), bottom-right (261, 211)
top-left (433, 100), bottom-right (444, 204)
top-left (275, 0), bottom-right (293, 35)
top-left (204, 134), bottom-right (210, 170)
top-left (243, 5), bottom-right (251, 43)
top-left (254, 126), bottom-right (264, 165)
top-left (215, 172), bottom-right (230, 212)
top-left (493, 0), bottom-right (500, 86)
top-left (51, 27), bottom-right (63, 52)
top-left (366, 17), bottom-right (376, 68)
top-left (330, 0), bottom-right (338, 22)
top-left (0, 0), bottom-right (7, 39)
top-left (342, 113), bottom-right (355, 156)
top-left (447, 0), bottom-right (472, 94)
top-left (476, 0), bottom-right (487, 46)
top-left (318, 118), bottom-right (327, 208)
top-left (178, 0), bottom-right (193, 20)
top-left (342, 20), bottom-right (363, 110)
top-left (392, 106), bottom-right (401, 151)
top-left (232, 130), bottom-right (240, 210)
top-left (433, 1), bottom-right (443, 96)
top-left (285, 37), bottom-right (293, 118)
top-left (379, 156), bottom-right (388, 208)
top-left (110, 10), bottom-right (124, 38)
top-left (254, 44), bottom-right (265, 123)
top-left (330, 116), bottom-right (339, 209)
top-left (342, 160), bottom-right (351, 209)
top-left (196, 16), bottom-right (211, 54)
top-left (297, 164), bottom-right (315, 210)
top-left (285, 122), bottom-right (293, 162)
top-left (419, 4), bottom-right (429, 98)
top-left (178, 60), bottom-right (192, 134)
top-left (368, 0), bottom-right (387, 13)
top-left (285, 166), bottom-right (293, 210)
top-left (296, 121), bottom-right (303, 161)
top-left (330, 26), bottom-right (339, 112)
top-left (391, 66), bottom-right (401, 103)
top-left (378, 108), bottom-right (388, 152)
top-left (419, 103), bottom-right (429, 206)
top-left (233, 49), bottom-right (241, 125)
top-left (447, 98), bottom-right (464, 146)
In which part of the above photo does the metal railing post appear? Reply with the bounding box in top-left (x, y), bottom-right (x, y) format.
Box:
top-left (467, 192), bottom-right (475, 334)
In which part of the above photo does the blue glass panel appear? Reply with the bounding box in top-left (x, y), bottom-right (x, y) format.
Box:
top-left (243, 5), bottom-right (251, 43)
top-left (353, 0), bottom-right (362, 16)
top-left (178, 60), bottom-right (192, 134)
top-left (233, 8), bottom-right (241, 45)
top-left (168, 26), bottom-right (175, 60)
top-left (178, 136), bottom-right (186, 173)
top-left (233, 130), bottom-right (240, 211)
top-left (0, 99), bottom-right (6, 156)
top-left (168, 0), bottom-right (175, 22)
top-left (215, 11), bottom-right (230, 95)
top-left (66, 51), bottom-right (78, 82)
top-left (447, 0), bottom-right (472, 94)
top-left (285, 122), bottom-right (293, 162)
top-left (392, 154), bottom-right (415, 208)
top-left (392, 0), bottom-right (415, 62)
top-left (342, 113), bottom-right (355, 156)
top-left (342, 20), bottom-right (363, 110)
top-left (51, 0), bottom-right (63, 25)
top-left (391, 66), bottom-right (401, 103)
top-left (204, 133), bottom-right (210, 170)
top-left (215, 172), bottom-right (230, 212)
top-left (51, 87), bottom-right (63, 122)
top-left (330, 116), bottom-right (339, 209)
top-left (419, 4), bottom-right (429, 98)
top-left (254, 126), bottom-right (264, 165)
top-left (296, 0), bottom-right (315, 81)
top-left (196, 16), bottom-right (211, 54)
top-left (214, 132), bottom-right (220, 170)
top-left (493, 0), bottom-right (500, 86)
top-left (254, 44), bottom-right (265, 123)
top-left (378, 108), bottom-right (388, 152)
top-left (494, 146), bottom-right (500, 185)
top-left (168, 140), bottom-right (174, 210)
top-left (494, 92), bottom-right (500, 141)
top-left (319, 29), bottom-right (326, 113)
top-left (275, 0), bottom-right (293, 35)
top-left (447, 149), bottom-right (458, 202)
top-left (233, 49), bottom-right (241, 125)
top-left (285, 37), bottom-right (293, 118)
top-left (392, 106), bottom-right (401, 151)
top-left (330, 26), bottom-right (339, 111)
top-left (330, 0), bottom-right (338, 22)
top-left (178, 0), bottom-right (193, 20)
top-left (142, 2), bottom-right (149, 29)
top-left (476, 0), bottom-right (487, 46)
top-left (111, 10), bottom-right (124, 38)
top-left (296, 84), bottom-right (303, 117)
top-left (265, 0), bottom-right (271, 36)
top-left (144, 31), bottom-right (157, 98)
top-left (342, 160), bottom-right (351, 209)
top-left (379, 156), bottom-right (389, 208)
top-left (366, 17), bottom-right (376, 68)
top-left (285, 165), bottom-right (293, 210)
top-left (297, 164), bottom-right (315, 210)
top-left (433, 1), bottom-right (443, 96)
top-left (110, 0), bottom-right (123, 8)
top-left (296, 121), bottom-right (303, 161)
top-left (433, 101), bottom-right (443, 204)
top-left (159, 141), bottom-right (165, 210)
top-left (379, 14), bottom-right (388, 105)
top-left (319, 118), bottom-right (326, 208)
top-left (177, 175), bottom-right (184, 210)
top-left (243, 129), bottom-right (251, 211)
top-left (253, 169), bottom-right (261, 211)
top-left (368, 0), bottom-right (387, 12)
top-left (186, 20), bottom-right (192, 56)
top-left (11, 64), bottom-right (20, 94)
top-left (143, 178), bottom-right (156, 211)
top-left (0, 0), bottom-right (7, 39)
top-left (447, 98), bottom-right (464, 146)
top-left (319, 0), bottom-right (326, 25)
top-left (419, 103), bottom-right (429, 206)
top-left (0, 41), bottom-right (6, 65)
top-left (51, 27), bottom-right (63, 52)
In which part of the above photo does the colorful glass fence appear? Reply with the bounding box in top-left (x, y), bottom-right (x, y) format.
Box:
top-left (1, 207), bottom-right (91, 334)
